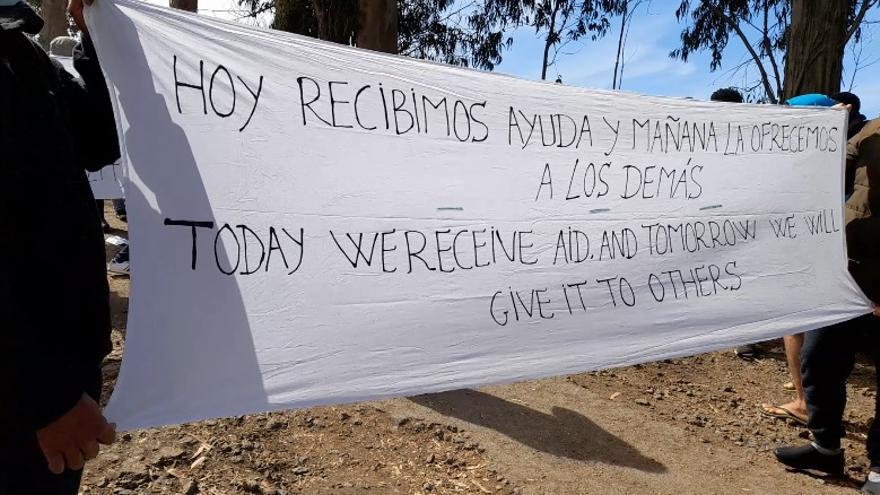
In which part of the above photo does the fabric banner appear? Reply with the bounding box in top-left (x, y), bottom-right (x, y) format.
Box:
top-left (88, 0), bottom-right (872, 430)
top-left (87, 162), bottom-right (125, 200)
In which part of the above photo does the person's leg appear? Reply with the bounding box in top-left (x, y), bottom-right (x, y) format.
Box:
top-left (864, 316), bottom-right (880, 469)
top-left (0, 437), bottom-right (83, 495)
top-left (112, 199), bottom-right (126, 221)
top-left (761, 333), bottom-right (808, 423)
top-left (96, 199), bottom-right (110, 232)
top-left (775, 320), bottom-right (859, 475)
top-left (802, 324), bottom-right (857, 450)
top-left (785, 333), bottom-right (807, 417)
top-left (0, 371), bottom-right (102, 495)
top-left (5, 463), bottom-right (83, 495)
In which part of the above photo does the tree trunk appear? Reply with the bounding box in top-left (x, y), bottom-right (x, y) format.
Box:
top-left (38, 0), bottom-right (69, 49)
top-left (783, 0), bottom-right (847, 99)
top-left (310, 0), bottom-right (358, 45)
top-left (356, 0), bottom-right (397, 53)
top-left (540, 36), bottom-right (552, 81)
top-left (169, 0), bottom-right (198, 12)
top-left (540, 0), bottom-right (559, 81)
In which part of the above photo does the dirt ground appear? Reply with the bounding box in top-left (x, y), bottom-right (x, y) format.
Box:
top-left (82, 210), bottom-right (878, 495)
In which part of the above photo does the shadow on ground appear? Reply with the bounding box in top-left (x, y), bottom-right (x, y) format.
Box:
top-left (784, 468), bottom-right (863, 490)
top-left (410, 389), bottom-right (667, 474)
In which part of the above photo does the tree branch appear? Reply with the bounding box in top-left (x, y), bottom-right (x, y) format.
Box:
top-left (761, 2), bottom-right (782, 102)
top-left (848, 39), bottom-right (863, 91)
top-left (239, 2), bottom-right (274, 19)
top-left (700, 0), bottom-right (777, 103)
top-left (612, 0), bottom-right (628, 89)
top-left (541, 0), bottom-right (561, 80)
top-left (845, 0), bottom-right (877, 46)
top-left (435, 1), bottom-right (477, 26)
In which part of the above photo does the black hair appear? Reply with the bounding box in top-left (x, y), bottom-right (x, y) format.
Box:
top-left (710, 87), bottom-right (744, 103)
top-left (832, 92), bottom-right (860, 113)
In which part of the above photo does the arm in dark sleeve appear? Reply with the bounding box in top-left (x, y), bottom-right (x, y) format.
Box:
top-left (60, 33), bottom-right (120, 172)
top-left (847, 217), bottom-right (880, 304)
top-left (0, 39), bottom-right (97, 432)
top-left (0, 183), bottom-right (87, 433)
top-left (12, 330), bottom-right (89, 431)
top-left (0, 172), bottom-right (90, 432)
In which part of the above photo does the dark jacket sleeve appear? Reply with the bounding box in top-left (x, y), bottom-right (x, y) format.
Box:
top-left (847, 216), bottom-right (880, 304)
top-left (1, 33), bottom-right (115, 435)
top-left (59, 33), bottom-right (121, 171)
top-left (11, 330), bottom-right (91, 431)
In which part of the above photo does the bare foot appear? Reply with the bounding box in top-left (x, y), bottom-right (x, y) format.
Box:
top-left (759, 400), bottom-right (808, 425)
top-left (779, 399), bottom-right (807, 419)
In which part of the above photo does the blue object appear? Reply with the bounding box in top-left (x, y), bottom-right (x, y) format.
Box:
top-left (786, 94), bottom-right (839, 107)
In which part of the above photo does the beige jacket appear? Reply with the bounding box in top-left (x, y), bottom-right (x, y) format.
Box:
top-left (844, 119), bottom-right (880, 302)
top-left (846, 119), bottom-right (879, 223)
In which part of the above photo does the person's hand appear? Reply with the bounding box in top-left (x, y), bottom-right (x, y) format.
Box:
top-left (67, 0), bottom-right (94, 35)
top-left (874, 305), bottom-right (880, 318)
top-left (36, 394), bottom-right (116, 474)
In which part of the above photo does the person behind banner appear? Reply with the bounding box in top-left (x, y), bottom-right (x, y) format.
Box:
top-left (710, 87), bottom-right (744, 104)
top-left (759, 94), bottom-right (843, 427)
top-left (833, 91), bottom-right (868, 140)
top-left (775, 117), bottom-right (880, 494)
top-left (0, 0), bottom-right (118, 492)
top-left (709, 87), bottom-right (762, 360)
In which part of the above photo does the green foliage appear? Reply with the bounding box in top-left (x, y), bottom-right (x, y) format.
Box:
top-left (239, 0), bottom-right (625, 73)
top-left (399, 0), bottom-right (506, 69)
top-left (672, 0), bottom-right (876, 71)
top-left (272, 0), bottom-right (324, 37)
top-left (469, 0), bottom-right (623, 44)
top-left (467, 0), bottom-right (625, 76)
top-left (672, 0), bottom-right (878, 101)
top-left (671, 0), bottom-right (787, 71)
top-left (238, 0), bottom-right (505, 69)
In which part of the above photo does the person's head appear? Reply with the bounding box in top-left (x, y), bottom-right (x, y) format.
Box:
top-left (832, 92), bottom-right (861, 114)
top-left (710, 87), bottom-right (744, 103)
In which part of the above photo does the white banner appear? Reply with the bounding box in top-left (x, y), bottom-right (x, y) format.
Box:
top-left (89, 0), bottom-right (872, 430)
top-left (87, 162), bottom-right (125, 200)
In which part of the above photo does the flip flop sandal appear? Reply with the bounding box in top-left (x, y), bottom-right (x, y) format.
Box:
top-left (760, 403), bottom-right (808, 426)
